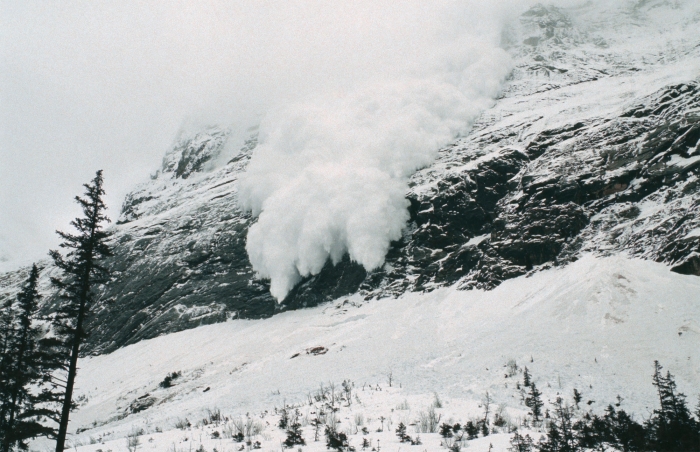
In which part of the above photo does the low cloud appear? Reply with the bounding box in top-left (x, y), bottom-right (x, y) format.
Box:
top-left (1, 0), bottom-right (523, 278)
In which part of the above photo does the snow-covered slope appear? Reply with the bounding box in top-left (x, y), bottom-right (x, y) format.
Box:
top-left (1, 1), bottom-right (699, 353)
top-left (40, 256), bottom-right (700, 451)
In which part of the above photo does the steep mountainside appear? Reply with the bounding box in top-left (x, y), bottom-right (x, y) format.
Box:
top-left (1, 1), bottom-right (699, 354)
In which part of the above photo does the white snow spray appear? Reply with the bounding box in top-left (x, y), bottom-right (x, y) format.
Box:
top-left (239, 1), bottom-right (516, 300)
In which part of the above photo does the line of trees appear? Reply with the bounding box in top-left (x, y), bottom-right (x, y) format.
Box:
top-left (0, 171), bottom-right (112, 452)
top-left (512, 361), bottom-right (700, 452)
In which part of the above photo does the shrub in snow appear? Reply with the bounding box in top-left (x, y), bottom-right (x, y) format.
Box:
top-left (480, 420), bottom-right (489, 437)
top-left (572, 388), bottom-right (582, 409)
top-left (464, 421), bottom-right (479, 440)
top-left (342, 380), bottom-right (353, 405)
top-left (416, 407), bottom-right (440, 433)
top-left (203, 408), bottom-right (222, 426)
top-left (433, 392), bottom-right (443, 408)
top-left (506, 359), bottom-right (520, 378)
top-left (159, 371), bottom-right (182, 389)
top-left (126, 429), bottom-right (141, 452)
top-left (494, 406), bottom-right (508, 428)
top-left (439, 423), bottom-right (453, 439)
top-left (174, 418), bottom-right (191, 430)
top-left (353, 413), bottom-right (364, 427)
top-left (325, 425), bottom-right (354, 452)
top-left (396, 399), bottom-right (410, 411)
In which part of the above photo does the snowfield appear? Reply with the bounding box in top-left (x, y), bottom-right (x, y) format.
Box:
top-left (40, 255), bottom-right (699, 452)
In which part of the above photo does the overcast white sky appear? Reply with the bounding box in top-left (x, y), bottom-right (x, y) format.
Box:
top-left (0, 0), bottom-right (540, 272)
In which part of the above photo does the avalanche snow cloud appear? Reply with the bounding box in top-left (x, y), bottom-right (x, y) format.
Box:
top-left (238, 1), bottom-right (516, 300)
top-left (1, 0), bottom-right (521, 282)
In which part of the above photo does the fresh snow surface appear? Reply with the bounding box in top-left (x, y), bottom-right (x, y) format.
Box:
top-left (40, 256), bottom-right (700, 452)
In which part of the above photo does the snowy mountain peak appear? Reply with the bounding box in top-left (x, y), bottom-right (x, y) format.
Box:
top-left (160, 127), bottom-right (230, 180)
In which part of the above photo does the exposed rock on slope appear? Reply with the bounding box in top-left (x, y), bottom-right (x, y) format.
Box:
top-left (1, 1), bottom-right (698, 354)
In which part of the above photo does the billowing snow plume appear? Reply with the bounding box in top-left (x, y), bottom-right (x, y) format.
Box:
top-left (239, 2), bottom-right (515, 300)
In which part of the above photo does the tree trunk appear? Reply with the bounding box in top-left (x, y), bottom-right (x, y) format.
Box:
top-left (54, 296), bottom-right (87, 452)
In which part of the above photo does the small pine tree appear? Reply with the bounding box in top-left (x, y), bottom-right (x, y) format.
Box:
top-left (439, 423), bottom-right (453, 439)
top-left (508, 432), bottom-right (533, 452)
top-left (395, 423), bottom-right (410, 443)
top-left (465, 421), bottom-right (479, 440)
top-left (480, 421), bottom-right (489, 437)
top-left (283, 422), bottom-right (305, 448)
top-left (279, 407), bottom-right (289, 430)
top-left (51, 170), bottom-right (112, 452)
top-left (525, 383), bottom-right (544, 423)
top-left (523, 367), bottom-right (531, 387)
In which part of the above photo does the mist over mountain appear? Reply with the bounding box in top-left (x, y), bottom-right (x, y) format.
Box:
top-left (0, 0), bottom-right (521, 272)
top-left (2, 0), bottom-right (698, 355)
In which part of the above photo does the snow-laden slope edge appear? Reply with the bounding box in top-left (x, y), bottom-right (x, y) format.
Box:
top-left (49, 256), bottom-right (699, 451)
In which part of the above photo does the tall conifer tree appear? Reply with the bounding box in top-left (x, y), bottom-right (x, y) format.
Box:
top-left (0, 265), bottom-right (61, 452)
top-left (0, 299), bottom-right (17, 444)
top-left (50, 171), bottom-right (111, 452)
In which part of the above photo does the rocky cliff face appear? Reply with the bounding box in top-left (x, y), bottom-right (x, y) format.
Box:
top-left (1, 1), bottom-right (698, 354)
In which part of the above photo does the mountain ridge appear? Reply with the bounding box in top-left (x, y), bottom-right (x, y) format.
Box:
top-left (1, 0), bottom-right (698, 355)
